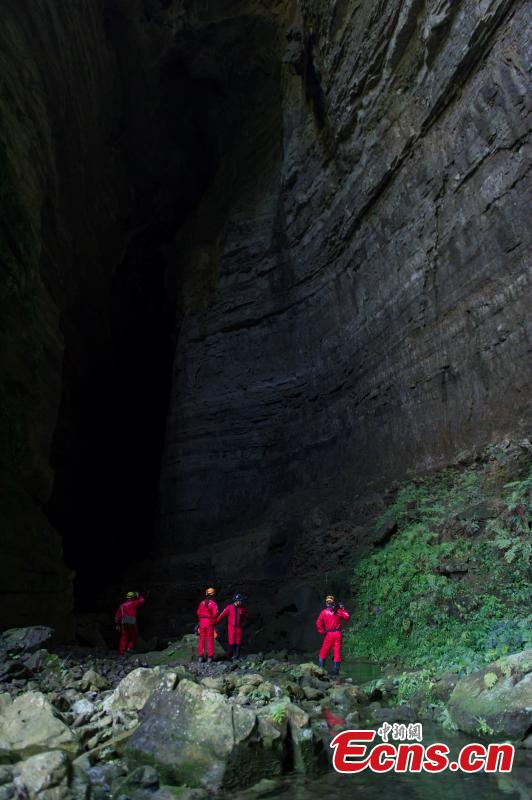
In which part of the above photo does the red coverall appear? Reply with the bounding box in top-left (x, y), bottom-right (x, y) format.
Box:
top-left (216, 603), bottom-right (248, 645)
top-left (115, 595), bottom-right (145, 655)
top-left (316, 606), bottom-right (350, 663)
top-left (197, 598), bottom-right (218, 657)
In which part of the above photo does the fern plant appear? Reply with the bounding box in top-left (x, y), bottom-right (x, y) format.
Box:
top-left (269, 704), bottom-right (288, 725)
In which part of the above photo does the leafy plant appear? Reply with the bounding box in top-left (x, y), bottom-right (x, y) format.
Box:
top-left (433, 702), bottom-right (458, 732)
top-left (483, 672), bottom-right (498, 689)
top-left (248, 686), bottom-right (273, 703)
top-left (347, 459), bottom-right (532, 673)
top-left (269, 703), bottom-right (288, 724)
top-left (475, 716), bottom-right (495, 737)
top-left (395, 670), bottom-right (434, 704)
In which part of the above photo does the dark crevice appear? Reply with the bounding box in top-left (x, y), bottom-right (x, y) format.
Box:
top-left (44, 46), bottom-right (230, 612)
top-left (43, 7), bottom-right (281, 613)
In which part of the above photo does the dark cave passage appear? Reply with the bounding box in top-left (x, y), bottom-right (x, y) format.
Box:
top-left (44, 240), bottom-right (175, 610)
top-left (42, 6), bottom-right (283, 612)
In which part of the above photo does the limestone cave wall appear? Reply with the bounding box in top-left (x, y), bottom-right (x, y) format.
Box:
top-left (157, 0), bottom-right (531, 551)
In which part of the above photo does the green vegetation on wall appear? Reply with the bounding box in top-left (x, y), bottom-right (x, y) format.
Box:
top-left (348, 454), bottom-right (532, 674)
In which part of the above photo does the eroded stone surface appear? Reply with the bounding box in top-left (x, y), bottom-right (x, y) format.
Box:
top-left (159, 0), bottom-right (531, 543)
top-left (127, 678), bottom-right (285, 792)
top-left (448, 649), bottom-right (532, 740)
top-left (0, 692), bottom-right (79, 759)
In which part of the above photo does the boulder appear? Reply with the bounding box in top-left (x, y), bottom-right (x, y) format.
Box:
top-left (103, 668), bottom-right (178, 714)
top-left (371, 706), bottom-right (416, 724)
top-left (86, 762), bottom-right (127, 796)
top-left (22, 651), bottom-right (60, 675)
top-left (279, 681), bottom-right (305, 702)
top-left (284, 704), bottom-right (325, 774)
top-left (142, 635), bottom-right (225, 667)
top-left (448, 650), bottom-right (532, 740)
top-left (0, 692), bottom-right (79, 759)
top-left (431, 672), bottom-right (459, 703)
top-left (0, 764), bottom-right (15, 800)
top-left (297, 663), bottom-right (328, 679)
top-left (113, 765), bottom-right (159, 798)
top-left (0, 628), bottom-right (54, 655)
top-left (235, 674), bottom-right (265, 688)
top-left (79, 671), bottom-right (109, 692)
top-left (71, 700), bottom-right (95, 718)
top-left (200, 676), bottom-right (232, 694)
top-left (343, 685), bottom-right (368, 706)
top-left (256, 682), bottom-right (275, 701)
top-left (127, 679), bottom-right (285, 793)
top-left (256, 701), bottom-right (325, 775)
top-left (0, 660), bottom-right (32, 683)
top-left (13, 751), bottom-right (70, 800)
top-left (303, 687), bottom-right (323, 701)
top-left (0, 697), bottom-right (11, 716)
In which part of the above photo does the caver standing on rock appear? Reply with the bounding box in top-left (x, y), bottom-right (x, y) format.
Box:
top-left (197, 587), bottom-right (218, 663)
top-left (115, 591), bottom-right (145, 655)
top-left (216, 593), bottom-right (248, 660)
top-left (316, 595), bottom-right (350, 674)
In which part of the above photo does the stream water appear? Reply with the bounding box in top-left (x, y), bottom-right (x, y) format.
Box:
top-left (231, 659), bottom-right (532, 800)
top-left (232, 722), bottom-right (531, 800)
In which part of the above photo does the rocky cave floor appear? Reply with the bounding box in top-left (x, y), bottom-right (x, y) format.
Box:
top-left (0, 626), bottom-right (531, 800)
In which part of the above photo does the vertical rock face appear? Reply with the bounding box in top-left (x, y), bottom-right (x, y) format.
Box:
top-left (0, 1), bottom-right (530, 634)
top-left (0, 0), bottom-right (125, 636)
top-left (0, 0), bottom-right (212, 630)
top-left (158, 0), bottom-right (531, 555)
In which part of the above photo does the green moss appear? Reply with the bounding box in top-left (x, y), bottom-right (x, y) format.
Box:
top-left (347, 463), bottom-right (532, 674)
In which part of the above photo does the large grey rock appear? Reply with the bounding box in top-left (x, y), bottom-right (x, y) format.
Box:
top-left (127, 679), bottom-right (285, 793)
top-left (448, 650), bottom-right (532, 740)
top-left (0, 628), bottom-right (54, 655)
top-left (22, 651), bottom-right (61, 675)
top-left (141, 635), bottom-right (226, 667)
top-left (79, 671), bottom-right (109, 692)
top-left (70, 700), bottom-right (95, 718)
top-left (0, 660), bottom-right (32, 683)
top-left (371, 706), bottom-right (417, 724)
top-left (13, 751), bottom-right (70, 800)
top-left (102, 667), bottom-right (178, 714)
top-left (0, 693), bottom-right (79, 758)
top-left (284, 703), bottom-right (325, 774)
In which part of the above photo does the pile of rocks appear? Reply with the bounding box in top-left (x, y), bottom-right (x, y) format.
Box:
top-left (0, 627), bottom-right (367, 798)
top-left (1, 627), bottom-right (530, 799)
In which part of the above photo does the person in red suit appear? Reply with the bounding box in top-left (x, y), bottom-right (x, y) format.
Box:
top-left (216, 593), bottom-right (248, 659)
top-left (316, 594), bottom-right (350, 674)
top-left (115, 591), bottom-right (145, 655)
top-left (197, 587), bottom-right (218, 663)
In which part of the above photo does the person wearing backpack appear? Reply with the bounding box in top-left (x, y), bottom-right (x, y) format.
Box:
top-left (316, 594), bottom-right (350, 674)
top-left (216, 593), bottom-right (248, 659)
top-left (197, 587), bottom-right (218, 663)
top-left (115, 591), bottom-right (145, 655)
